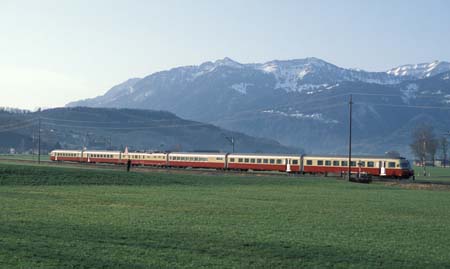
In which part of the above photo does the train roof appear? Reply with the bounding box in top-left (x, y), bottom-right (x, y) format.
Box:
top-left (304, 155), bottom-right (406, 160)
top-left (169, 152), bottom-right (226, 156)
top-left (84, 150), bottom-right (122, 154)
top-left (227, 153), bottom-right (301, 157)
top-left (51, 149), bottom-right (82, 152)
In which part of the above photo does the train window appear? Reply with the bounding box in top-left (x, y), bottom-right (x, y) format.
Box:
top-left (270, 159), bottom-right (275, 164)
top-left (325, 160), bottom-right (331, 166)
top-left (388, 162), bottom-right (396, 168)
top-left (292, 160), bottom-right (298, 165)
top-left (194, 157), bottom-right (199, 161)
top-left (351, 161), bottom-right (356, 167)
top-left (250, 158), bottom-right (255, 163)
top-left (341, 161), bottom-right (347, 166)
top-left (333, 161), bottom-right (339, 166)
top-left (276, 159), bottom-right (282, 164)
top-left (367, 161), bottom-right (374, 167)
top-left (306, 160), bottom-right (312, 165)
top-left (217, 157), bottom-right (223, 161)
top-left (238, 158), bottom-right (243, 163)
top-left (230, 158), bottom-right (235, 162)
top-left (359, 161), bottom-right (365, 167)
top-left (317, 160), bottom-right (323, 166)
top-left (244, 158), bottom-right (249, 163)
top-left (263, 159), bottom-right (268, 164)
top-left (257, 159), bottom-right (262, 163)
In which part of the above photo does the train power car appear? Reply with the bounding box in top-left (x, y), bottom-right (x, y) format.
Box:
top-left (302, 155), bottom-right (413, 178)
top-left (50, 150), bottom-right (82, 162)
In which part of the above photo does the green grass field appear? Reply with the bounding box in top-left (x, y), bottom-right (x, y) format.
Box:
top-left (1, 162), bottom-right (450, 268)
top-left (0, 154), bottom-right (50, 162)
top-left (413, 165), bottom-right (450, 182)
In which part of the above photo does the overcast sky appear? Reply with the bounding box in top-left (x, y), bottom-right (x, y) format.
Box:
top-left (1, 0), bottom-right (449, 109)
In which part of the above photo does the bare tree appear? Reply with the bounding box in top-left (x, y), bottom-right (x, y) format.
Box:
top-left (410, 124), bottom-right (438, 176)
top-left (440, 137), bottom-right (449, 168)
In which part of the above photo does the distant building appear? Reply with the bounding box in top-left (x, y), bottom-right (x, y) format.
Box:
top-left (414, 159), bottom-right (449, 167)
top-left (9, 148), bottom-right (16, 154)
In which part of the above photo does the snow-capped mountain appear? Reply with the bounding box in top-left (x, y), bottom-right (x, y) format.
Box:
top-left (387, 60), bottom-right (450, 79)
top-left (253, 57), bottom-right (402, 92)
top-left (68, 57), bottom-right (450, 155)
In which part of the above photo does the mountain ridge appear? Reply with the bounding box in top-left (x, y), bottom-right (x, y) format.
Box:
top-left (67, 57), bottom-right (450, 156)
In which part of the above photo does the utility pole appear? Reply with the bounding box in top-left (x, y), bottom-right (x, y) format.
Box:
top-left (443, 132), bottom-right (450, 168)
top-left (84, 132), bottom-right (90, 150)
top-left (38, 117), bottom-right (41, 164)
top-left (348, 94), bottom-right (353, 180)
top-left (225, 136), bottom-right (235, 153)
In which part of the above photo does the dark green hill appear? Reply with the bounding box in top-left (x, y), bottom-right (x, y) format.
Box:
top-left (0, 107), bottom-right (300, 154)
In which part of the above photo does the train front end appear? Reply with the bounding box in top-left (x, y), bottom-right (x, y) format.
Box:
top-left (399, 158), bottom-right (414, 179)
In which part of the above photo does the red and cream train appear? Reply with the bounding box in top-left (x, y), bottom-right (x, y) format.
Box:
top-left (50, 150), bottom-right (414, 178)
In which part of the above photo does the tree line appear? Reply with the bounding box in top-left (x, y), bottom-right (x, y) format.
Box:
top-left (410, 124), bottom-right (449, 175)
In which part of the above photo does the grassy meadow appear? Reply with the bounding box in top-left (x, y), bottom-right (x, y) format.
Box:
top-left (0, 154), bottom-right (50, 162)
top-left (0, 162), bottom-right (450, 268)
top-left (413, 165), bottom-right (450, 182)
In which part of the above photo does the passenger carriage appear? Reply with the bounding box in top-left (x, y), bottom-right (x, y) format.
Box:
top-left (83, 151), bottom-right (121, 164)
top-left (120, 152), bottom-right (167, 166)
top-left (227, 153), bottom-right (301, 172)
top-left (168, 152), bottom-right (227, 169)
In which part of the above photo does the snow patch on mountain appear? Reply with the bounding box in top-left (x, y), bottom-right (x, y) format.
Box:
top-left (387, 61), bottom-right (450, 79)
top-left (257, 58), bottom-right (328, 92)
top-left (326, 83), bottom-right (339, 90)
top-left (400, 83), bottom-right (419, 103)
top-left (230, 83), bottom-right (253, 94)
top-left (262, 110), bottom-right (338, 123)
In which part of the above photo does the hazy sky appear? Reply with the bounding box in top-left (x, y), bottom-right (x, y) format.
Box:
top-left (1, 0), bottom-right (449, 109)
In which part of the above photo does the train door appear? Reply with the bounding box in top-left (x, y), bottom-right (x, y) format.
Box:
top-left (379, 161), bottom-right (386, 176)
top-left (286, 158), bottom-right (291, 172)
